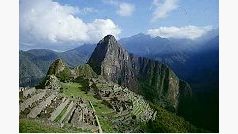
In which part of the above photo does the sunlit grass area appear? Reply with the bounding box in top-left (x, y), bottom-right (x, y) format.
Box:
top-left (61, 82), bottom-right (117, 132)
top-left (19, 118), bottom-right (85, 133)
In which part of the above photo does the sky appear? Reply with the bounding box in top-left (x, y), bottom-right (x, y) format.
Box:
top-left (19, 0), bottom-right (219, 51)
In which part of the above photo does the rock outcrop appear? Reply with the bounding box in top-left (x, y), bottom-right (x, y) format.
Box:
top-left (88, 35), bottom-right (138, 91)
top-left (39, 75), bottom-right (62, 90)
top-left (47, 59), bottom-right (67, 75)
top-left (37, 59), bottom-right (70, 89)
top-left (88, 35), bottom-right (191, 111)
top-left (46, 59), bottom-right (73, 82)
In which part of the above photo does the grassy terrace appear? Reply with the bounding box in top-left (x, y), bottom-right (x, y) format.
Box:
top-left (20, 81), bottom-right (117, 133)
top-left (54, 104), bottom-right (68, 122)
top-left (61, 82), bottom-right (97, 101)
top-left (61, 82), bottom-right (117, 132)
top-left (19, 118), bottom-right (86, 133)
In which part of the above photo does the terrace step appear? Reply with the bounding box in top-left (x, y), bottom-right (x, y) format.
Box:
top-left (27, 93), bottom-right (57, 118)
top-left (59, 101), bottom-right (75, 123)
top-left (49, 98), bottom-right (70, 121)
top-left (23, 87), bottom-right (36, 98)
top-left (20, 90), bottom-right (46, 112)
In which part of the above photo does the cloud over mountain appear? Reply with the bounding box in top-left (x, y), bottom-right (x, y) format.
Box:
top-left (147, 25), bottom-right (213, 40)
top-left (20, 0), bottom-right (121, 48)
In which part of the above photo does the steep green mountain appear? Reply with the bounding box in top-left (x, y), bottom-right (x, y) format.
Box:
top-left (119, 33), bottom-right (219, 93)
top-left (130, 55), bottom-right (192, 111)
top-left (88, 35), bottom-right (191, 112)
top-left (19, 51), bottom-right (45, 86)
top-left (120, 33), bottom-right (219, 132)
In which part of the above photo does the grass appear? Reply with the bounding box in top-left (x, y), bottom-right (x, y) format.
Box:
top-left (143, 103), bottom-right (203, 133)
top-left (93, 101), bottom-right (116, 132)
top-left (19, 118), bottom-right (85, 133)
top-left (61, 82), bottom-right (97, 101)
top-left (61, 81), bottom-right (117, 132)
top-left (54, 105), bottom-right (68, 122)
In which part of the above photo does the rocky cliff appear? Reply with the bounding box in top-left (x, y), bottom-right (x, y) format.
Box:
top-left (130, 55), bottom-right (192, 110)
top-left (88, 35), bottom-right (138, 91)
top-left (88, 35), bottom-right (191, 111)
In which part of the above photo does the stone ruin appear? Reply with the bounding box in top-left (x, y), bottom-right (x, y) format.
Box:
top-left (19, 88), bottom-right (102, 133)
top-left (19, 76), bottom-right (157, 133)
top-left (88, 77), bottom-right (157, 132)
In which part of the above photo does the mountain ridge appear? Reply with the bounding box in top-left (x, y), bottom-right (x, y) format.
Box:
top-left (88, 35), bottom-right (191, 111)
top-left (19, 44), bottom-right (95, 86)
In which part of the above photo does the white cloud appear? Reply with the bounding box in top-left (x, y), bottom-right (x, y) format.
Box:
top-left (116, 3), bottom-right (135, 16)
top-left (78, 7), bottom-right (98, 15)
top-left (147, 26), bottom-right (213, 40)
top-left (20, 0), bottom-right (121, 48)
top-left (103, 0), bottom-right (135, 17)
top-left (151, 0), bottom-right (179, 21)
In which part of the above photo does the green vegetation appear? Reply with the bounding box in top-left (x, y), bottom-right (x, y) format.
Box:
top-left (74, 64), bottom-right (97, 78)
top-left (139, 78), bottom-right (175, 112)
top-left (93, 103), bottom-right (116, 132)
top-left (54, 105), bottom-right (68, 122)
top-left (57, 68), bottom-right (71, 82)
top-left (19, 51), bottom-right (45, 87)
top-left (178, 91), bottom-right (219, 132)
top-left (19, 119), bottom-right (85, 133)
top-left (61, 82), bottom-right (117, 132)
top-left (144, 103), bottom-right (204, 133)
top-left (61, 82), bottom-right (95, 100)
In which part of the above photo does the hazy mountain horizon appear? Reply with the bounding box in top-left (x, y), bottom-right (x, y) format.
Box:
top-left (20, 28), bottom-right (218, 52)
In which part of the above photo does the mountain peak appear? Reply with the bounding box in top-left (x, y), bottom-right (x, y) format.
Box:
top-left (98, 35), bottom-right (118, 47)
top-left (88, 35), bottom-right (192, 110)
top-left (88, 35), bottom-right (138, 90)
top-left (88, 35), bottom-right (123, 74)
top-left (47, 59), bottom-right (66, 75)
top-left (103, 34), bottom-right (116, 41)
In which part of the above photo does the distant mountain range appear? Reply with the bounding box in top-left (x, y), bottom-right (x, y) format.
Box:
top-left (120, 33), bottom-right (219, 92)
top-left (20, 32), bottom-right (219, 90)
top-left (20, 32), bottom-right (218, 91)
top-left (19, 44), bottom-right (95, 86)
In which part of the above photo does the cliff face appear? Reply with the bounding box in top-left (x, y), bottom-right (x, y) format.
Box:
top-left (130, 55), bottom-right (191, 110)
top-left (88, 35), bottom-right (138, 91)
top-left (88, 35), bottom-right (191, 111)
